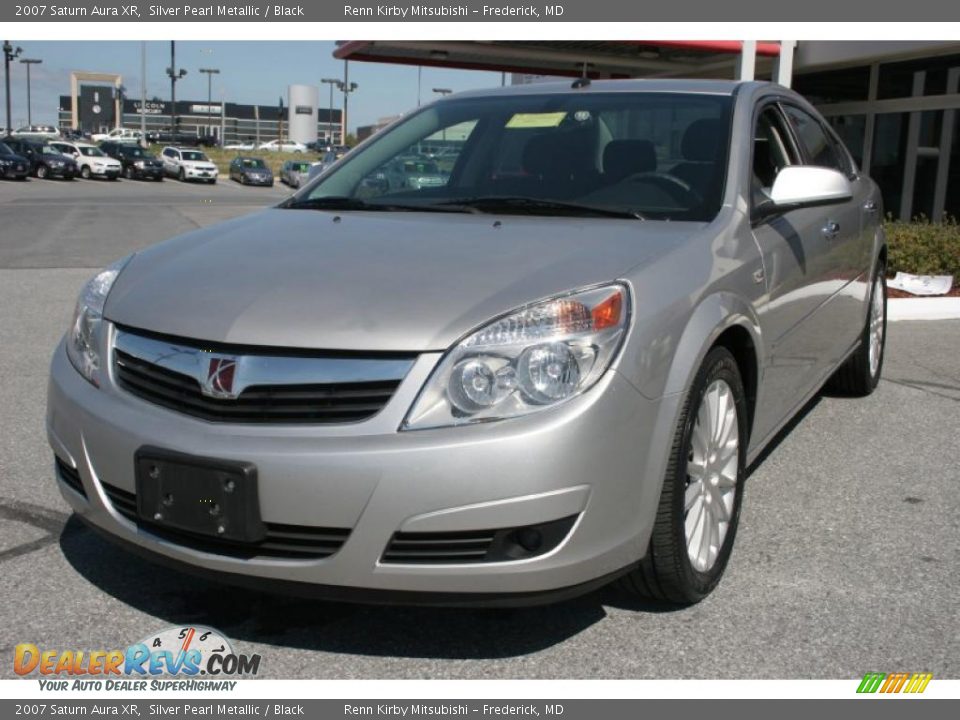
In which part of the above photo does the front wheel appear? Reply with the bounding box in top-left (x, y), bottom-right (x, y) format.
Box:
top-left (36, 165), bottom-right (48, 179)
top-left (619, 346), bottom-right (748, 605)
top-left (125, 166), bottom-right (135, 180)
top-left (827, 263), bottom-right (887, 396)
top-left (80, 166), bottom-right (91, 179)
top-left (179, 168), bottom-right (186, 182)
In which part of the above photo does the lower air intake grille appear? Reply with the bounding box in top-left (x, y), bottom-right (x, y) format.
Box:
top-left (55, 457), bottom-right (86, 498)
top-left (101, 482), bottom-right (350, 560)
top-left (382, 515), bottom-right (578, 565)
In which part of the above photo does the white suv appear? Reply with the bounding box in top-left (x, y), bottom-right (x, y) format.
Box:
top-left (49, 141), bottom-right (122, 180)
top-left (161, 147), bottom-right (219, 183)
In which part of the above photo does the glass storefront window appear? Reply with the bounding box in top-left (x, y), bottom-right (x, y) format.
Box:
top-left (792, 66), bottom-right (871, 105)
top-left (871, 113), bottom-right (908, 217)
top-left (878, 53), bottom-right (960, 98)
top-left (946, 113), bottom-right (960, 220)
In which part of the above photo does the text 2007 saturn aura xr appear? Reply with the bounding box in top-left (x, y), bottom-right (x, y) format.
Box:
top-left (47, 80), bottom-right (886, 606)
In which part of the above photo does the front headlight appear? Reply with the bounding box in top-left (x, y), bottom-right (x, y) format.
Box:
top-left (403, 283), bottom-right (629, 430)
top-left (66, 255), bottom-right (133, 386)
top-left (134, 160), bottom-right (145, 168)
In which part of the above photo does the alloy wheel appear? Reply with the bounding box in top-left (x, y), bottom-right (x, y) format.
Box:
top-left (684, 379), bottom-right (739, 573)
top-left (868, 275), bottom-right (885, 378)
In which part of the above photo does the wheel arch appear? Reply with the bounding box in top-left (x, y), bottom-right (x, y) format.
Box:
top-left (660, 291), bottom-right (763, 441)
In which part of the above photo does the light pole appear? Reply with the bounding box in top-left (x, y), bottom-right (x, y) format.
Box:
top-left (320, 77), bottom-right (338, 146)
top-left (19, 57), bottom-right (41, 126)
top-left (199, 67), bottom-right (219, 140)
top-left (3, 41), bottom-right (23, 135)
top-left (337, 61), bottom-right (357, 146)
top-left (165, 41), bottom-right (187, 136)
top-left (433, 88), bottom-right (452, 142)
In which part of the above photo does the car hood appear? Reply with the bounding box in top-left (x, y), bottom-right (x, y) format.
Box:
top-left (105, 208), bottom-right (704, 352)
top-left (181, 160), bottom-right (216, 169)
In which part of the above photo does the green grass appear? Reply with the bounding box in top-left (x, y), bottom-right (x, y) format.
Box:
top-left (146, 145), bottom-right (317, 177)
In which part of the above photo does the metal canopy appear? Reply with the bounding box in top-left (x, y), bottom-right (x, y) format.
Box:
top-left (334, 41), bottom-right (789, 83)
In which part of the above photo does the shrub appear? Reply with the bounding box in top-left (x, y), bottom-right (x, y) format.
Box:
top-left (885, 218), bottom-right (960, 278)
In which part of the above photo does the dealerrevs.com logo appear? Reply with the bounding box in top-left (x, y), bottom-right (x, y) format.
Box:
top-left (15, 626), bottom-right (261, 691)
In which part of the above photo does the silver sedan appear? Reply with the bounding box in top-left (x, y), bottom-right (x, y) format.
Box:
top-left (47, 79), bottom-right (885, 606)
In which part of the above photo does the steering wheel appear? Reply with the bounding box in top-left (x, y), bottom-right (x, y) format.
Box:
top-left (623, 171), bottom-right (704, 206)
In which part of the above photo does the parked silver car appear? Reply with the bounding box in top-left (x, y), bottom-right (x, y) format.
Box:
top-left (47, 80), bottom-right (886, 605)
top-left (279, 160), bottom-right (312, 188)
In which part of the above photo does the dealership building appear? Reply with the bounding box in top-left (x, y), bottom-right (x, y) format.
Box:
top-left (58, 85), bottom-right (343, 147)
top-left (335, 40), bottom-right (960, 221)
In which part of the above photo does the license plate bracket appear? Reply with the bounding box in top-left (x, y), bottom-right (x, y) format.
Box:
top-left (135, 447), bottom-right (265, 543)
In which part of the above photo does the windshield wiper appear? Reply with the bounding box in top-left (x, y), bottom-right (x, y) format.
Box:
top-left (280, 196), bottom-right (475, 213)
top-left (434, 196), bottom-right (646, 220)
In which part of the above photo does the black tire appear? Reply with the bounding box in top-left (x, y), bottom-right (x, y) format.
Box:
top-left (80, 166), bottom-right (91, 179)
top-left (125, 166), bottom-right (135, 180)
top-left (826, 261), bottom-right (887, 397)
top-left (619, 346), bottom-right (748, 605)
top-left (179, 168), bottom-right (186, 182)
top-left (209, 179), bottom-right (216, 185)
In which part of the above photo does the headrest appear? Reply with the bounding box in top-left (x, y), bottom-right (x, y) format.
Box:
top-left (681, 118), bottom-right (722, 162)
top-left (603, 139), bottom-right (656, 182)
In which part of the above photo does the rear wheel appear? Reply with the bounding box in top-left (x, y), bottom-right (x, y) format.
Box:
top-left (619, 346), bottom-right (747, 605)
top-left (827, 262), bottom-right (886, 396)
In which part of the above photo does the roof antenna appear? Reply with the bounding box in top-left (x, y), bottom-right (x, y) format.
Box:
top-left (572, 62), bottom-right (591, 89)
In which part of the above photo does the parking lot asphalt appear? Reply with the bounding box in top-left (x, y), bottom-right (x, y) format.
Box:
top-left (0, 177), bottom-right (957, 679)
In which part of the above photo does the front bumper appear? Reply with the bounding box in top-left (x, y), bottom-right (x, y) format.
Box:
top-left (182, 166), bottom-right (218, 180)
top-left (132, 166), bottom-right (163, 179)
top-left (47, 335), bottom-right (674, 601)
top-left (1, 165), bottom-right (28, 179)
top-left (89, 166), bottom-right (121, 178)
top-left (244, 175), bottom-right (274, 186)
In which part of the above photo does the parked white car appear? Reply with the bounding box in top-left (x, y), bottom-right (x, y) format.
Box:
top-left (11, 124), bottom-right (60, 140)
top-left (223, 142), bottom-right (255, 151)
top-left (91, 128), bottom-right (144, 145)
top-left (160, 146), bottom-right (218, 183)
top-left (49, 141), bottom-right (122, 180)
top-left (257, 139), bottom-right (307, 153)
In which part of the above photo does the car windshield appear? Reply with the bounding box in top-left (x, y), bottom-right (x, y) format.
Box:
top-left (0, 143), bottom-right (12, 154)
top-left (292, 91), bottom-right (733, 221)
top-left (241, 158), bottom-right (266, 168)
top-left (41, 146), bottom-right (65, 156)
top-left (122, 147), bottom-right (147, 158)
top-left (291, 162), bottom-right (310, 172)
top-left (182, 151), bottom-right (207, 161)
top-left (80, 147), bottom-right (105, 157)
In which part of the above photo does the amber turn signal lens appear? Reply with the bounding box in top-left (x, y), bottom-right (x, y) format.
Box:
top-left (591, 290), bottom-right (623, 330)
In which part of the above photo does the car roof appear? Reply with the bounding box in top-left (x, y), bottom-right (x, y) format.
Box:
top-left (447, 78), bottom-right (752, 100)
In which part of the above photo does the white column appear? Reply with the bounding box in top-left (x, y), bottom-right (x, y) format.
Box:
top-left (774, 41), bottom-right (796, 87)
top-left (737, 41), bottom-right (757, 82)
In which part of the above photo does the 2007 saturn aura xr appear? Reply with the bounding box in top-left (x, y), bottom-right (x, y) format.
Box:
top-left (47, 80), bottom-right (887, 605)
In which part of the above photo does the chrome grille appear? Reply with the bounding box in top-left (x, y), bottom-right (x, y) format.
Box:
top-left (112, 327), bottom-right (414, 424)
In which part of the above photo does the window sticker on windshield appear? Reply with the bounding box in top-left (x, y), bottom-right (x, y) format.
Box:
top-left (506, 112), bottom-right (567, 129)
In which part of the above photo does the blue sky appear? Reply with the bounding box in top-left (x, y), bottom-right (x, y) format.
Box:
top-left (4, 41), bottom-right (505, 132)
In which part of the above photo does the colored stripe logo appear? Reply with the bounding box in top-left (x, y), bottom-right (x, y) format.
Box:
top-left (857, 672), bottom-right (933, 694)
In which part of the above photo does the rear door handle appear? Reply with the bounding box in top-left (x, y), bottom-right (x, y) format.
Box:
top-left (822, 221), bottom-right (840, 240)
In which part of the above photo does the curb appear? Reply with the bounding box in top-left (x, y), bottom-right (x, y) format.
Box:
top-left (888, 297), bottom-right (960, 322)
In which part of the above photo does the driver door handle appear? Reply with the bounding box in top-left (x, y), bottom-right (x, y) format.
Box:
top-left (863, 200), bottom-right (879, 213)
top-left (822, 221), bottom-right (840, 240)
